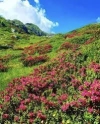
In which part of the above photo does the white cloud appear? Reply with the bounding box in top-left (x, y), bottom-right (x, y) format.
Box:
top-left (34, 0), bottom-right (39, 4)
top-left (0, 0), bottom-right (59, 32)
top-left (96, 17), bottom-right (100, 23)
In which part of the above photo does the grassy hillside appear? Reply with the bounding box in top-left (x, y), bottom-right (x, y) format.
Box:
top-left (0, 16), bottom-right (47, 36)
top-left (0, 19), bottom-right (100, 123)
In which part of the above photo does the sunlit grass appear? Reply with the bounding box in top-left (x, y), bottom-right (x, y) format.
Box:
top-left (0, 66), bottom-right (33, 90)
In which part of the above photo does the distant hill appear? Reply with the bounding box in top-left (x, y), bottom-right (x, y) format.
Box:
top-left (25, 23), bottom-right (47, 36)
top-left (0, 16), bottom-right (47, 36)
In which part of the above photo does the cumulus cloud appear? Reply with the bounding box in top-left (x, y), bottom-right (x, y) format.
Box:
top-left (0, 0), bottom-right (59, 32)
top-left (96, 17), bottom-right (100, 23)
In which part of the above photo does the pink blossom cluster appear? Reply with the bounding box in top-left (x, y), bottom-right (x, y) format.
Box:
top-left (0, 51), bottom-right (99, 123)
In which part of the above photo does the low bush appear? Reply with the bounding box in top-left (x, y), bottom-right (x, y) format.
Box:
top-left (23, 43), bottom-right (52, 55)
top-left (60, 42), bottom-right (79, 50)
top-left (22, 54), bottom-right (49, 66)
top-left (0, 62), bottom-right (8, 72)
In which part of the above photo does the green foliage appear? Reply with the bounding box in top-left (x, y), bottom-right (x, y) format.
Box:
top-left (68, 34), bottom-right (92, 44)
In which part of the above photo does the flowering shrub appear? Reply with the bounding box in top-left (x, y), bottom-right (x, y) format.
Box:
top-left (0, 62), bottom-right (8, 72)
top-left (64, 31), bottom-right (81, 39)
top-left (23, 45), bottom-right (36, 55)
top-left (89, 62), bottom-right (100, 73)
top-left (37, 43), bottom-right (52, 54)
top-left (0, 55), bottom-right (11, 63)
top-left (23, 43), bottom-right (52, 55)
top-left (0, 49), bottom-right (99, 123)
top-left (60, 42), bottom-right (79, 50)
top-left (21, 43), bottom-right (52, 66)
top-left (0, 55), bottom-right (11, 72)
top-left (22, 54), bottom-right (49, 66)
top-left (84, 37), bottom-right (94, 45)
top-left (78, 80), bottom-right (100, 114)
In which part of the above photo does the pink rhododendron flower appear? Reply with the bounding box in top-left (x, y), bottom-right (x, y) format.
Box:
top-left (87, 107), bottom-right (94, 113)
top-left (37, 112), bottom-right (47, 120)
top-left (58, 94), bottom-right (68, 101)
top-left (61, 103), bottom-right (69, 112)
top-left (18, 104), bottom-right (27, 111)
top-left (4, 95), bottom-right (10, 102)
top-left (2, 114), bottom-right (9, 119)
top-left (14, 116), bottom-right (19, 121)
top-left (28, 112), bottom-right (35, 118)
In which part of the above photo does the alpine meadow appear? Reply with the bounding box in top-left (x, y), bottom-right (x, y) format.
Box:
top-left (0, 16), bottom-right (100, 123)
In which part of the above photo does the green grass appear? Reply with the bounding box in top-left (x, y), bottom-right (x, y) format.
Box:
top-left (0, 35), bottom-right (63, 90)
top-left (0, 67), bottom-right (33, 90)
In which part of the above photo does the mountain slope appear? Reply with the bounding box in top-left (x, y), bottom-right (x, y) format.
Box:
top-left (25, 23), bottom-right (47, 36)
top-left (0, 21), bottom-right (100, 123)
top-left (0, 16), bottom-right (47, 36)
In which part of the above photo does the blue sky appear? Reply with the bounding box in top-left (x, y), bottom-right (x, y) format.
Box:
top-left (0, 0), bottom-right (100, 33)
top-left (29, 0), bottom-right (100, 33)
